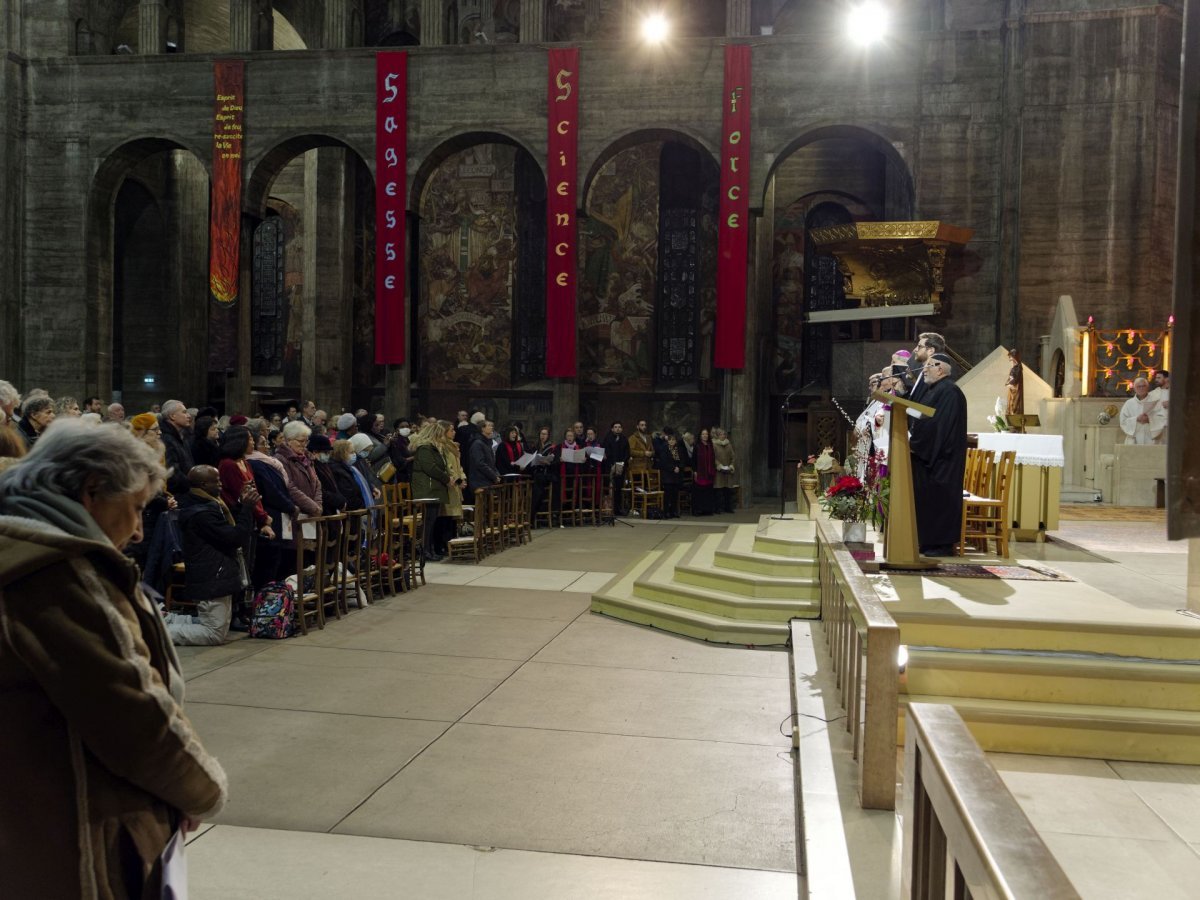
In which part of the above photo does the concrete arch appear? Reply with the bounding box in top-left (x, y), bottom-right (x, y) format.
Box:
top-left (581, 128), bottom-right (719, 204)
top-left (85, 136), bottom-right (209, 400)
top-left (760, 122), bottom-right (914, 216)
top-left (410, 130), bottom-right (543, 210)
top-left (245, 132), bottom-right (374, 217)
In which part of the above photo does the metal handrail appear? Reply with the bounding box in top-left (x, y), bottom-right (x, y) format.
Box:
top-left (903, 703), bottom-right (1080, 899)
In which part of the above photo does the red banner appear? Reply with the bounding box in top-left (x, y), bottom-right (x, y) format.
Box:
top-left (375, 52), bottom-right (408, 365)
top-left (715, 44), bottom-right (752, 369)
top-left (209, 60), bottom-right (244, 306)
top-left (546, 48), bottom-right (580, 377)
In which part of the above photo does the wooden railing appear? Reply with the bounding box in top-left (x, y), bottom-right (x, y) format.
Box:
top-left (814, 515), bottom-right (900, 810)
top-left (904, 703), bottom-right (1080, 899)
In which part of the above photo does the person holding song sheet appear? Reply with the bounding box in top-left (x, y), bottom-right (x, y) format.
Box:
top-left (531, 426), bottom-right (557, 526)
top-left (496, 424), bottom-right (526, 476)
top-left (601, 421), bottom-right (630, 516)
top-left (908, 353), bottom-right (968, 557)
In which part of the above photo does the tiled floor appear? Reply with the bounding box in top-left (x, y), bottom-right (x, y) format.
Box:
top-left (180, 509), bottom-right (801, 898)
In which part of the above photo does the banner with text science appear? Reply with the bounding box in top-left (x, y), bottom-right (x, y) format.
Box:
top-left (546, 47), bottom-right (580, 377)
top-left (375, 51), bottom-right (408, 365)
top-left (715, 43), bottom-right (752, 369)
top-left (209, 60), bottom-right (245, 307)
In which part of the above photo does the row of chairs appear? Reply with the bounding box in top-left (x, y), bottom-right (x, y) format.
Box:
top-left (448, 478), bottom-right (534, 562)
top-left (960, 448), bottom-right (1017, 557)
top-left (289, 484), bottom-right (431, 634)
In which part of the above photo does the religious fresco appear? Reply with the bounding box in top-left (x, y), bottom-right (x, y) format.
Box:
top-left (418, 143), bottom-right (517, 391)
top-left (579, 142), bottom-right (662, 391)
top-left (771, 198), bottom-right (809, 393)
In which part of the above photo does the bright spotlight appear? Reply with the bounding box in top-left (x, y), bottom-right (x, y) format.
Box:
top-left (845, 1), bottom-right (890, 47)
top-left (641, 12), bottom-right (670, 44)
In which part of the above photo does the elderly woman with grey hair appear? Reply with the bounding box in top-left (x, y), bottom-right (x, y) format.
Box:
top-left (0, 419), bottom-right (227, 899)
top-left (16, 395), bottom-right (55, 449)
top-left (275, 419), bottom-right (322, 517)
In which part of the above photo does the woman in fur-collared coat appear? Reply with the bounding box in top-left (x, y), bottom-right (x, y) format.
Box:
top-left (0, 420), bottom-right (227, 900)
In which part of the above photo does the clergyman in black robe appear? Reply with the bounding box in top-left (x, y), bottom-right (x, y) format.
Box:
top-left (908, 353), bottom-right (968, 556)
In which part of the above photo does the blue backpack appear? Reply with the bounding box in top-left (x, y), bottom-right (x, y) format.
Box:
top-left (248, 581), bottom-right (296, 639)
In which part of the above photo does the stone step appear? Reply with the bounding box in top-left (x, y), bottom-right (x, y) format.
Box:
top-left (713, 525), bottom-right (819, 578)
top-left (899, 694), bottom-right (1200, 765)
top-left (673, 533), bottom-right (820, 599)
top-left (633, 541), bottom-right (820, 622)
top-left (904, 649), bottom-right (1200, 712)
top-left (591, 591), bottom-right (792, 647)
top-left (751, 515), bottom-right (819, 558)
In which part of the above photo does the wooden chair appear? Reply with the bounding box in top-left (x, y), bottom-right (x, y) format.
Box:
top-left (679, 468), bottom-right (694, 514)
top-left (960, 450), bottom-right (1016, 557)
top-left (558, 471), bottom-right (579, 527)
top-left (516, 477), bottom-right (534, 543)
top-left (447, 496), bottom-right (485, 562)
top-left (315, 512), bottom-right (347, 623)
top-left (631, 470), bottom-right (664, 519)
top-left (163, 562), bottom-right (195, 612)
top-left (534, 478), bottom-right (554, 530)
top-left (576, 469), bottom-right (600, 527)
top-left (291, 517), bottom-right (323, 634)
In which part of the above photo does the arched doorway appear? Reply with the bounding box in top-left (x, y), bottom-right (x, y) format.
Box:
top-left (85, 138), bottom-right (211, 410)
top-left (411, 132), bottom-right (546, 427)
top-left (246, 135), bottom-right (376, 414)
top-left (579, 132), bottom-right (721, 434)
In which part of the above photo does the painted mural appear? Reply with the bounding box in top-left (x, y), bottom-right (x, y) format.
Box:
top-left (579, 142), bottom-right (662, 392)
top-left (772, 198), bottom-right (808, 393)
top-left (419, 144), bottom-right (517, 391)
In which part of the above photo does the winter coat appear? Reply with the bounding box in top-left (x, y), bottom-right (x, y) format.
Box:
top-left (468, 436), bottom-right (501, 491)
top-left (628, 430), bottom-right (654, 474)
top-left (248, 456), bottom-right (296, 548)
top-left (654, 442), bottom-right (683, 485)
top-left (0, 510), bottom-right (227, 900)
top-left (160, 420), bottom-right (194, 497)
top-left (275, 444), bottom-right (322, 517)
top-left (713, 439), bottom-right (737, 489)
top-left (177, 490), bottom-right (254, 601)
top-left (411, 443), bottom-right (451, 506)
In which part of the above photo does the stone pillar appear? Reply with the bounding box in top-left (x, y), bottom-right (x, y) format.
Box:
top-left (552, 379), bottom-right (579, 444)
top-left (302, 148), bottom-right (354, 413)
top-left (520, 0), bottom-right (545, 43)
top-left (420, 0), bottom-right (444, 45)
top-left (323, 0), bottom-right (362, 49)
top-left (231, 0), bottom-right (274, 52)
top-left (743, 180), bottom-right (776, 500)
top-left (384, 366), bottom-right (410, 422)
top-left (139, 0), bottom-right (167, 54)
top-left (166, 151), bottom-right (211, 408)
top-left (726, 0), bottom-right (751, 37)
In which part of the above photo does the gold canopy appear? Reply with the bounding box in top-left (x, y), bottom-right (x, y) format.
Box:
top-left (807, 221), bottom-right (974, 322)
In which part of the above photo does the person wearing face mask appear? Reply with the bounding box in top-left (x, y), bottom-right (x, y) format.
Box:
top-left (329, 440), bottom-right (371, 511)
top-left (306, 434), bottom-right (347, 516)
top-left (389, 418), bottom-right (414, 483)
top-left (348, 432), bottom-right (384, 500)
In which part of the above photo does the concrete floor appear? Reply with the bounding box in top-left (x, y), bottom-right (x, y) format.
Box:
top-left (179, 506), bottom-right (801, 899)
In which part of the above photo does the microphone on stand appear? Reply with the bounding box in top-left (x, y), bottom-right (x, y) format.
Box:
top-left (774, 379), bottom-right (819, 521)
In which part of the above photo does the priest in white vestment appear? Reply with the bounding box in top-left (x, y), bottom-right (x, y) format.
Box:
top-left (1119, 377), bottom-right (1167, 445)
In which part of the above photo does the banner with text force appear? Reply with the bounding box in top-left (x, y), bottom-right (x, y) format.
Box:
top-left (375, 52), bottom-right (408, 365)
top-left (209, 60), bottom-right (244, 306)
top-left (715, 44), bottom-right (752, 369)
top-left (546, 48), bottom-right (580, 377)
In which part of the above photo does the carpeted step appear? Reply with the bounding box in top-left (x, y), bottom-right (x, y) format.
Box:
top-left (673, 533), bottom-right (819, 599)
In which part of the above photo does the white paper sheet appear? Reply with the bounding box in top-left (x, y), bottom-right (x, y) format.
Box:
top-left (160, 828), bottom-right (188, 900)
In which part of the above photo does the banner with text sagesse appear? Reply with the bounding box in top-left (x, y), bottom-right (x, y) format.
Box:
top-left (715, 44), bottom-right (752, 369)
top-left (545, 48), bottom-right (580, 377)
top-left (375, 52), bottom-right (408, 365)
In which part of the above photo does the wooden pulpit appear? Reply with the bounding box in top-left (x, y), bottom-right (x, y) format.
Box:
top-left (872, 390), bottom-right (937, 570)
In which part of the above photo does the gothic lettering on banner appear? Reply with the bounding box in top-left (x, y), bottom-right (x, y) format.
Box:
top-left (545, 48), bottom-right (580, 377)
top-left (375, 52), bottom-right (408, 365)
top-left (209, 60), bottom-right (245, 307)
top-left (715, 44), bottom-right (752, 369)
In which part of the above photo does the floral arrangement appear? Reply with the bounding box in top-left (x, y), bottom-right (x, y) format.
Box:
top-left (818, 450), bottom-right (889, 523)
top-left (986, 396), bottom-right (1009, 432)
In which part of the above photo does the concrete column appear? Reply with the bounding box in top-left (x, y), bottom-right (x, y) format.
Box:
top-left (420, 0), bottom-right (444, 45)
top-left (726, 0), bottom-right (751, 37)
top-left (231, 0), bottom-right (274, 52)
top-left (520, 0), bottom-right (545, 42)
top-left (139, 0), bottom-right (167, 54)
top-left (302, 148), bottom-right (354, 413)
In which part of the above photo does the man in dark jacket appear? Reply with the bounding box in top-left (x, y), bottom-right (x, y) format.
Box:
top-left (600, 421), bottom-right (631, 516)
top-left (164, 466), bottom-right (255, 646)
top-left (468, 420), bottom-right (502, 492)
top-left (159, 399), bottom-right (195, 497)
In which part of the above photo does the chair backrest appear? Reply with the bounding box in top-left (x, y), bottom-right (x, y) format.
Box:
top-left (992, 450), bottom-right (1017, 504)
top-left (645, 469), bottom-right (662, 492)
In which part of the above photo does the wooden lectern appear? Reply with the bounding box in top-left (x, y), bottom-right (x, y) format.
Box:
top-left (872, 390), bottom-right (937, 570)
